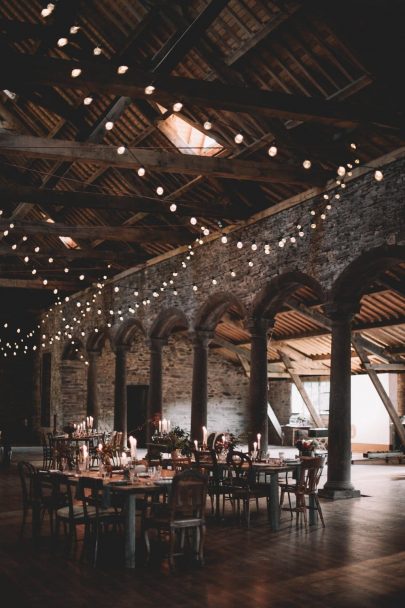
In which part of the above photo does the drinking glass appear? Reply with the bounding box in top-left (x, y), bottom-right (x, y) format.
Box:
top-left (278, 451), bottom-right (285, 465)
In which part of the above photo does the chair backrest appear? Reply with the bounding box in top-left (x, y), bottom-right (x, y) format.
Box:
top-left (50, 473), bottom-right (75, 517)
top-left (226, 450), bottom-right (254, 484)
top-left (17, 461), bottom-right (39, 506)
top-left (172, 456), bottom-right (192, 472)
top-left (169, 469), bottom-right (208, 521)
top-left (77, 477), bottom-right (108, 520)
top-left (297, 456), bottom-right (326, 493)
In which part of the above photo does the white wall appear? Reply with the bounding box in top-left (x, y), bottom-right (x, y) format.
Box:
top-left (351, 374), bottom-right (390, 446)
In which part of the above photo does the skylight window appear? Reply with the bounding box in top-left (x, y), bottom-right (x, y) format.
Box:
top-left (156, 104), bottom-right (222, 157)
top-left (45, 217), bottom-right (79, 249)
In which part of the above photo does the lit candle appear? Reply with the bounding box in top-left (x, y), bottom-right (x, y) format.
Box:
top-left (128, 435), bottom-right (137, 458)
top-left (89, 416), bottom-right (94, 429)
top-left (98, 443), bottom-right (103, 451)
top-left (82, 445), bottom-right (88, 459)
top-left (121, 452), bottom-right (128, 467)
top-left (257, 433), bottom-right (261, 450)
top-left (158, 420), bottom-right (162, 433)
top-left (86, 416), bottom-right (90, 428)
top-left (253, 441), bottom-right (258, 452)
top-left (162, 418), bottom-right (167, 433)
top-left (202, 426), bottom-right (207, 446)
top-left (194, 440), bottom-right (198, 451)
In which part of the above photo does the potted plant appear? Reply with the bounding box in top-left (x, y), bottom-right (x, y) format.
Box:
top-left (151, 425), bottom-right (193, 458)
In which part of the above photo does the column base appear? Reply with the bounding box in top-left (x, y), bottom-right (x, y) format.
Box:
top-left (318, 486), bottom-right (361, 500)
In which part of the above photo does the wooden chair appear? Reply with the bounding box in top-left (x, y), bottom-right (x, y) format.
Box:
top-left (223, 451), bottom-right (270, 526)
top-left (51, 473), bottom-right (87, 554)
top-left (172, 456), bottom-right (192, 472)
top-left (78, 477), bottom-right (124, 566)
top-left (17, 461), bottom-right (54, 543)
top-left (194, 449), bottom-right (223, 515)
top-left (143, 468), bottom-right (208, 568)
top-left (279, 456), bottom-right (326, 528)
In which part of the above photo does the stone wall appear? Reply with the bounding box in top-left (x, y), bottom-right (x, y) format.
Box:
top-left (36, 156), bottom-right (405, 439)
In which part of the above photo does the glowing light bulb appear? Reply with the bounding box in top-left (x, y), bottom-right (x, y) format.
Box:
top-left (212, 278), bottom-right (217, 285)
top-left (117, 146), bottom-right (126, 155)
top-left (114, 286), bottom-right (119, 293)
top-left (105, 121), bottom-right (114, 130)
top-left (321, 213), bottom-right (326, 220)
top-left (234, 133), bottom-right (244, 144)
top-left (193, 284), bottom-right (198, 292)
top-left (248, 260), bottom-right (253, 267)
top-left (251, 241), bottom-right (257, 251)
top-left (303, 159), bottom-right (312, 169)
top-left (48, 257), bottom-right (53, 263)
top-left (32, 269), bottom-right (37, 275)
top-left (230, 270), bottom-right (236, 277)
top-left (83, 97), bottom-right (93, 105)
top-left (290, 236), bottom-right (296, 243)
top-left (34, 246), bottom-right (40, 252)
top-left (137, 166), bottom-right (145, 177)
top-left (117, 65), bottom-right (128, 74)
top-left (190, 217), bottom-right (197, 225)
top-left (337, 166), bottom-right (346, 177)
top-left (374, 170), bottom-right (383, 181)
top-left (71, 68), bottom-right (82, 78)
top-left (268, 145), bottom-right (278, 157)
top-left (43, 279), bottom-right (48, 285)
top-left (221, 235), bottom-right (227, 244)
top-left (169, 203), bottom-right (177, 212)
top-left (57, 37), bottom-right (68, 47)
top-left (237, 240), bottom-right (243, 249)
top-left (70, 25), bottom-right (80, 34)
top-left (145, 85), bottom-right (155, 95)
top-left (156, 186), bottom-right (164, 196)
top-left (173, 102), bottom-right (183, 112)
top-left (203, 121), bottom-right (212, 130)
top-left (93, 46), bottom-right (102, 56)
top-left (24, 256), bottom-right (29, 263)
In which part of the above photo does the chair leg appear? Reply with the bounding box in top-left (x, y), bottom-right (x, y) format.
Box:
top-left (169, 529), bottom-right (176, 570)
top-left (198, 524), bottom-right (205, 565)
top-left (314, 494), bottom-right (325, 528)
top-left (144, 528), bottom-right (151, 560)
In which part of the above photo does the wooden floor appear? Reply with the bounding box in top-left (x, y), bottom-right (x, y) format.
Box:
top-left (1, 457), bottom-right (405, 608)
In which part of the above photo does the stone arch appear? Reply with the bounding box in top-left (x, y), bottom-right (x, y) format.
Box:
top-left (251, 271), bottom-right (325, 321)
top-left (62, 337), bottom-right (85, 361)
top-left (112, 318), bottom-right (145, 350)
top-left (149, 307), bottom-right (189, 340)
top-left (194, 292), bottom-right (246, 332)
top-left (86, 328), bottom-right (110, 354)
top-left (332, 245), bottom-right (405, 309)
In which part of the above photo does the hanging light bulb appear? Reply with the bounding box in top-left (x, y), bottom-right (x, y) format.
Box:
top-left (24, 256), bottom-right (29, 263)
top-left (221, 234), bottom-right (228, 244)
top-left (117, 65), bottom-right (129, 74)
top-left (190, 217), bottom-right (197, 225)
top-left (350, 142), bottom-right (357, 150)
top-left (193, 284), bottom-right (198, 292)
top-left (83, 96), bottom-right (93, 105)
top-left (212, 278), bottom-right (217, 285)
top-left (48, 257), bottom-right (53, 263)
top-left (374, 170), bottom-right (383, 181)
top-left (64, 267), bottom-right (69, 273)
top-left (320, 213), bottom-right (326, 220)
top-left (251, 240), bottom-right (257, 251)
top-left (34, 246), bottom-right (40, 252)
top-left (248, 260), bottom-right (253, 267)
top-left (71, 68), bottom-right (82, 78)
top-left (114, 286), bottom-right (119, 293)
top-left (70, 25), bottom-right (80, 34)
top-left (57, 37), bottom-right (68, 47)
top-left (145, 85), bottom-right (155, 95)
top-left (137, 166), bottom-right (145, 177)
top-left (203, 120), bottom-right (212, 130)
top-left (173, 102), bottom-right (183, 112)
top-left (203, 228), bottom-right (210, 236)
top-left (234, 133), bottom-right (244, 144)
top-left (117, 146), bottom-right (126, 155)
top-left (303, 159), bottom-right (312, 169)
top-left (268, 145), bottom-right (278, 157)
top-left (237, 240), bottom-right (243, 249)
top-left (11, 244), bottom-right (17, 250)
top-left (93, 46), bottom-right (102, 56)
top-left (105, 121), bottom-right (114, 130)
top-left (156, 186), bottom-right (164, 196)
top-left (278, 240), bottom-right (285, 248)
top-left (230, 270), bottom-right (236, 277)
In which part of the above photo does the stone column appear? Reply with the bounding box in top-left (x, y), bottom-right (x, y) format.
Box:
top-left (114, 345), bottom-right (129, 441)
top-left (191, 330), bottom-right (212, 442)
top-left (319, 306), bottom-right (360, 499)
top-left (86, 350), bottom-right (100, 427)
top-left (248, 318), bottom-right (270, 453)
top-left (146, 337), bottom-right (167, 442)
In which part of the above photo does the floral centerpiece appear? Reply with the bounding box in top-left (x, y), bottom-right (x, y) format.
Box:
top-left (151, 425), bottom-right (193, 457)
top-left (295, 438), bottom-right (320, 454)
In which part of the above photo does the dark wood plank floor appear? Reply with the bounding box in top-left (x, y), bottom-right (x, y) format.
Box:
top-left (1, 459), bottom-right (405, 608)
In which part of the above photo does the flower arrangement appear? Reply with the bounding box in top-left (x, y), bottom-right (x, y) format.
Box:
top-left (97, 442), bottom-right (115, 464)
top-left (151, 425), bottom-right (193, 456)
top-left (295, 438), bottom-right (320, 452)
top-left (213, 432), bottom-right (238, 454)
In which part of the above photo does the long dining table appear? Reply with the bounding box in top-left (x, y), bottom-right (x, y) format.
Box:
top-left (69, 470), bottom-right (173, 568)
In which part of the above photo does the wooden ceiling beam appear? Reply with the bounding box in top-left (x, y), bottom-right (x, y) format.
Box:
top-left (0, 243), bottom-right (142, 263)
top-left (0, 131), bottom-right (326, 186)
top-left (0, 50), bottom-right (401, 130)
top-left (0, 218), bottom-right (189, 244)
top-left (0, 183), bottom-right (246, 220)
top-left (0, 278), bottom-right (81, 290)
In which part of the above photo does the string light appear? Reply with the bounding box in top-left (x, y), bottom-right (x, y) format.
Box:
top-left (156, 186), bottom-right (164, 196)
top-left (234, 133), bottom-right (244, 144)
top-left (145, 85), bottom-right (155, 95)
top-left (337, 166), bottom-right (346, 177)
top-left (137, 167), bottom-right (145, 177)
top-left (374, 170), bottom-right (383, 181)
top-left (251, 240), bottom-right (257, 251)
top-left (93, 46), bottom-right (102, 56)
top-left (117, 65), bottom-right (128, 74)
top-left (83, 97), bottom-right (93, 105)
top-left (71, 68), bottom-right (82, 78)
top-left (57, 38), bottom-right (68, 47)
top-left (70, 25), bottom-right (80, 34)
top-left (303, 159), bottom-right (312, 169)
top-left (237, 240), bottom-right (243, 249)
top-left (221, 234), bottom-right (228, 244)
top-left (105, 121), bottom-right (114, 130)
top-left (190, 217), bottom-right (197, 225)
top-left (268, 145), bottom-right (278, 157)
top-left (173, 102), bottom-right (183, 112)
top-left (203, 121), bottom-right (212, 130)
top-left (117, 146), bottom-right (126, 155)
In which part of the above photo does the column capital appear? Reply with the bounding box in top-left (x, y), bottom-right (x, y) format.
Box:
top-left (190, 329), bottom-right (213, 348)
top-left (247, 317), bottom-right (272, 337)
top-left (323, 300), bottom-right (359, 324)
top-left (147, 336), bottom-right (168, 350)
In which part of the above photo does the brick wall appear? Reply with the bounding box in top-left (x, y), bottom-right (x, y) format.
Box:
top-left (35, 156), bottom-right (405, 440)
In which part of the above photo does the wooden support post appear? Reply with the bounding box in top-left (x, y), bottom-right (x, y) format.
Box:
top-left (278, 350), bottom-right (324, 427)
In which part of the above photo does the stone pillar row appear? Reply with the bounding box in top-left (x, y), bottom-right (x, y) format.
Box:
top-left (82, 309), bottom-right (361, 500)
